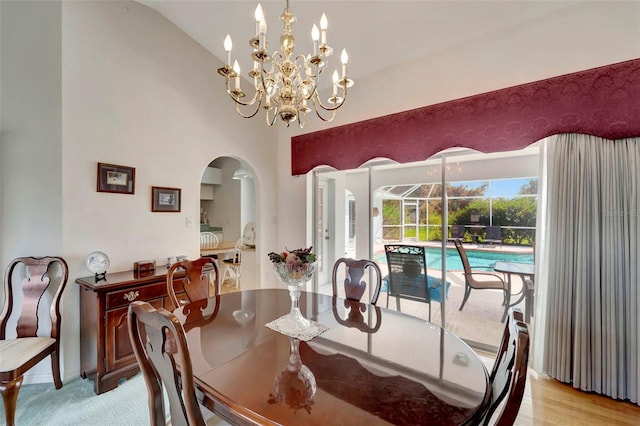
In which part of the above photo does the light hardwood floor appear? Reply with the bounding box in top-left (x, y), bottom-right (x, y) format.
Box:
top-left (477, 352), bottom-right (640, 425)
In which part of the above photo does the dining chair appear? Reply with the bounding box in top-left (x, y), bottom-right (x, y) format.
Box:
top-left (453, 239), bottom-right (508, 321)
top-left (331, 296), bottom-right (382, 333)
top-left (222, 238), bottom-right (242, 288)
top-left (483, 307), bottom-right (530, 425)
top-left (0, 256), bottom-right (69, 426)
top-left (331, 257), bottom-right (382, 305)
top-left (383, 244), bottom-right (449, 322)
top-left (128, 300), bottom-right (219, 426)
top-left (200, 231), bottom-right (220, 251)
top-left (167, 257), bottom-right (220, 308)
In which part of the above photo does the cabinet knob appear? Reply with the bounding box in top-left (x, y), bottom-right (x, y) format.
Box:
top-left (123, 290), bottom-right (139, 301)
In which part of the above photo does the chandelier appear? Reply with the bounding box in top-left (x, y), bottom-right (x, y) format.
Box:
top-left (217, 1), bottom-right (353, 128)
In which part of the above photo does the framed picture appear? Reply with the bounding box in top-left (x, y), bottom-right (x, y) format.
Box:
top-left (152, 186), bottom-right (181, 212)
top-left (97, 163), bottom-right (135, 194)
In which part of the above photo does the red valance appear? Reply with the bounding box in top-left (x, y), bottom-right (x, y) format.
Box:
top-left (291, 58), bottom-right (640, 175)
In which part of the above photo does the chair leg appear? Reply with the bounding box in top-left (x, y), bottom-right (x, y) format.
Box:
top-left (500, 290), bottom-right (509, 322)
top-left (0, 376), bottom-right (23, 426)
top-left (51, 347), bottom-right (63, 389)
top-left (396, 296), bottom-right (401, 312)
top-left (459, 286), bottom-right (471, 311)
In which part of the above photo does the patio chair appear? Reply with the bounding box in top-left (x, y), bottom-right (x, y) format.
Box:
top-left (448, 224), bottom-right (466, 243)
top-left (483, 226), bottom-right (502, 247)
top-left (453, 239), bottom-right (509, 321)
top-left (482, 307), bottom-right (530, 425)
top-left (383, 244), bottom-right (450, 322)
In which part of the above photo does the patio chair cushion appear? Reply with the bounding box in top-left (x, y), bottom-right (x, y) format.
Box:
top-left (381, 274), bottom-right (451, 303)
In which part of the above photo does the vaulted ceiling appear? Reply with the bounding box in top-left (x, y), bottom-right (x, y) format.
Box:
top-left (136, 0), bottom-right (580, 83)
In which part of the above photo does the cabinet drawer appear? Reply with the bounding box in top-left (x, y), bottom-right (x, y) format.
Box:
top-left (106, 281), bottom-right (168, 309)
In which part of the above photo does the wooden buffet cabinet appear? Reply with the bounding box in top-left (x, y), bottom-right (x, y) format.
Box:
top-left (76, 269), bottom-right (187, 394)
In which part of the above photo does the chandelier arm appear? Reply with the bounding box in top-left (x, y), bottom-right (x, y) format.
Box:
top-left (312, 85), bottom-right (348, 112)
top-left (228, 90), bottom-right (262, 108)
top-left (225, 78), bottom-right (263, 108)
top-left (297, 110), bottom-right (306, 128)
top-left (310, 97), bottom-right (337, 122)
top-left (265, 105), bottom-right (279, 126)
top-left (234, 99), bottom-right (263, 119)
top-left (314, 106), bottom-right (337, 122)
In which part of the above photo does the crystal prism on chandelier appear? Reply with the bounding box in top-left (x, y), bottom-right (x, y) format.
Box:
top-left (217, 0), bottom-right (353, 128)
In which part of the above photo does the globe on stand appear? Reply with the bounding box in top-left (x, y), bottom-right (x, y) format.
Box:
top-left (273, 262), bottom-right (317, 334)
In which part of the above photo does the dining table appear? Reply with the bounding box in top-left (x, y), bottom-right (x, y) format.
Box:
top-left (493, 261), bottom-right (535, 323)
top-left (173, 288), bottom-right (491, 425)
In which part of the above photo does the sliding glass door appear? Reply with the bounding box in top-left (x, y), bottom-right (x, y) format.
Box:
top-left (311, 146), bottom-right (539, 350)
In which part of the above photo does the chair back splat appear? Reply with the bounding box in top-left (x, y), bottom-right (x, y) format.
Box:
top-left (483, 307), bottom-right (530, 425)
top-left (331, 258), bottom-right (382, 305)
top-left (128, 301), bottom-right (206, 426)
top-left (167, 257), bottom-right (220, 308)
top-left (0, 256), bottom-right (69, 426)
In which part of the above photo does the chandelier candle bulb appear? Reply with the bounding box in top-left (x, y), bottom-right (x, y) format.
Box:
top-left (233, 60), bottom-right (240, 90)
top-left (259, 18), bottom-right (267, 48)
top-left (224, 34), bottom-right (232, 67)
top-left (255, 4), bottom-right (263, 36)
top-left (320, 13), bottom-right (327, 45)
top-left (341, 49), bottom-right (348, 78)
top-left (312, 24), bottom-right (319, 55)
top-left (332, 70), bottom-right (338, 96)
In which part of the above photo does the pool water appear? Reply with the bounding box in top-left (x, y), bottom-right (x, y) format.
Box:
top-left (374, 246), bottom-right (533, 271)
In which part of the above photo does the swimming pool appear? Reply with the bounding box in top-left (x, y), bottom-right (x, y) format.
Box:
top-left (374, 246), bottom-right (533, 271)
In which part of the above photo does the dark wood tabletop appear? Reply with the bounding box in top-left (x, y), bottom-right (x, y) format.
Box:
top-left (173, 289), bottom-right (490, 425)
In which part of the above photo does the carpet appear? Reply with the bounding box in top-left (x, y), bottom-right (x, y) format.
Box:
top-left (3, 374), bottom-right (149, 426)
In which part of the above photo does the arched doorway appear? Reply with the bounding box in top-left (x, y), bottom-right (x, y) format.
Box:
top-left (200, 156), bottom-right (257, 290)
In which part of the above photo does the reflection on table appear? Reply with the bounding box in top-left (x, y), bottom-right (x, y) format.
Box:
top-left (174, 289), bottom-right (490, 425)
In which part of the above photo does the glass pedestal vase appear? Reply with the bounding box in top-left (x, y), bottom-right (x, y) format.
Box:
top-left (273, 262), bottom-right (316, 334)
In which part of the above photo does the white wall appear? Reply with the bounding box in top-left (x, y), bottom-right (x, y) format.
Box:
top-left (0, 0), bottom-right (64, 381)
top-left (1, 0), bottom-right (280, 383)
top-left (276, 0), bottom-right (640, 256)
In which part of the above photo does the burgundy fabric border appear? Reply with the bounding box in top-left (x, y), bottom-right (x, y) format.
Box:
top-left (291, 58), bottom-right (640, 175)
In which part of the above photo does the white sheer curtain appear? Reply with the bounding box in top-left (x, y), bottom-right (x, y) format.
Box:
top-left (533, 133), bottom-right (639, 404)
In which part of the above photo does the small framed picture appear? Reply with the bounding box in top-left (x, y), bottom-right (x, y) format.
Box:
top-left (152, 186), bottom-right (181, 212)
top-left (97, 163), bottom-right (135, 194)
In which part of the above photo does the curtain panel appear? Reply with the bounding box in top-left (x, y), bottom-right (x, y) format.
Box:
top-left (536, 134), bottom-right (639, 404)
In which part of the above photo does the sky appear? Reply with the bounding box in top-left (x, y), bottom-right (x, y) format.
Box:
top-left (454, 177), bottom-right (537, 198)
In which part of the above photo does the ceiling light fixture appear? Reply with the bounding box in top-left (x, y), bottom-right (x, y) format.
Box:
top-left (217, 0), bottom-right (353, 128)
top-left (232, 167), bottom-right (252, 180)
